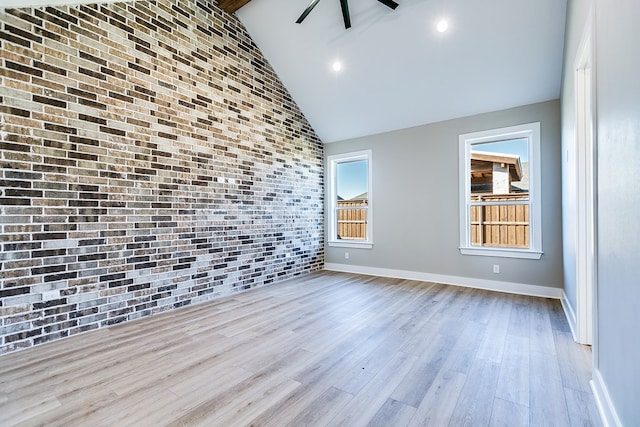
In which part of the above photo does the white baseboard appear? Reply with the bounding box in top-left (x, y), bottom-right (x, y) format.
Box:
top-left (323, 263), bottom-right (562, 299)
top-left (561, 290), bottom-right (578, 341)
top-left (591, 368), bottom-right (623, 427)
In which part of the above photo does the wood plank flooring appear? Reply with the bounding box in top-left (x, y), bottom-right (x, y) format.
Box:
top-left (0, 272), bottom-right (602, 426)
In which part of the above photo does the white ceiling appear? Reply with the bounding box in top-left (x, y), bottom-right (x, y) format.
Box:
top-left (237, 0), bottom-right (567, 142)
top-left (0, 0), bottom-right (567, 143)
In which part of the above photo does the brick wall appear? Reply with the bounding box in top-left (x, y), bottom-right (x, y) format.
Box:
top-left (0, 0), bottom-right (324, 355)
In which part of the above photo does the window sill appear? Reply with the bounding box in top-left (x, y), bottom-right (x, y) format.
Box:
top-left (328, 241), bottom-right (373, 249)
top-left (459, 247), bottom-right (542, 259)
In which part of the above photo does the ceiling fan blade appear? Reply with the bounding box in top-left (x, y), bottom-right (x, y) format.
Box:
top-left (340, 0), bottom-right (351, 28)
top-left (296, 0), bottom-right (322, 23)
top-left (377, 0), bottom-right (399, 10)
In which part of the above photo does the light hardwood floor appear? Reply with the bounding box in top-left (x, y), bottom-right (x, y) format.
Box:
top-left (0, 272), bottom-right (602, 426)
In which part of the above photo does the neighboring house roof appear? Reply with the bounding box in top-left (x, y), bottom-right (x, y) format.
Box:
top-left (471, 151), bottom-right (523, 183)
top-left (337, 192), bottom-right (368, 202)
top-left (470, 151), bottom-right (529, 194)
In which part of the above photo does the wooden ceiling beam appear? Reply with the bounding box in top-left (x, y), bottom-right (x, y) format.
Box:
top-left (217, 0), bottom-right (253, 13)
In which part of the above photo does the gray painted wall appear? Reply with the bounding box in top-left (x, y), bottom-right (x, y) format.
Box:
top-left (593, 0), bottom-right (640, 423)
top-left (325, 100), bottom-right (563, 290)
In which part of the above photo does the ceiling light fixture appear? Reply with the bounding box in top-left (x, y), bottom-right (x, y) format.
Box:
top-left (296, 0), bottom-right (399, 30)
top-left (436, 19), bottom-right (449, 33)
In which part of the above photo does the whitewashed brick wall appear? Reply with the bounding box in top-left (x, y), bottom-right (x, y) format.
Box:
top-left (0, 0), bottom-right (324, 354)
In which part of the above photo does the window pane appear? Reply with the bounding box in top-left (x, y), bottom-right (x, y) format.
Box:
top-left (336, 159), bottom-right (368, 202)
top-left (469, 138), bottom-right (529, 249)
top-left (335, 159), bottom-right (368, 241)
top-left (470, 202), bottom-right (530, 248)
top-left (336, 207), bottom-right (367, 241)
top-left (470, 138), bottom-right (529, 198)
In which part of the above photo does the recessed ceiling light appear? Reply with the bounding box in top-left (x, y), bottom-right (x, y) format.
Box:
top-left (436, 19), bottom-right (449, 33)
top-left (332, 61), bottom-right (343, 72)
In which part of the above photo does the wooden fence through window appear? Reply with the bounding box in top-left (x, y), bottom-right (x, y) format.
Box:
top-left (336, 195), bottom-right (529, 247)
top-left (470, 193), bottom-right (530, 248)
top-left (337, 200), bottom-right (367, 240)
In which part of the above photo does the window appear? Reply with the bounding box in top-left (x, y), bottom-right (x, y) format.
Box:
top-left (459, 123), bottom-right (542, 259)
top-left (327, 150), bottom-right (372, 248)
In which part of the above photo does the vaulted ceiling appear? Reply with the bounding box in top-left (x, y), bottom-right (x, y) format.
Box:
top-left (236, 0), bottom-right (567, 142)
top-left (2, 0), bottom-right (567, 143)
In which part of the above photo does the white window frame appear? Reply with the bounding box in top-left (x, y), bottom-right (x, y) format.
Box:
top-left (327, 150), bottom-right (373, 249)
top-left (459, 122), bottom-right (542, 259)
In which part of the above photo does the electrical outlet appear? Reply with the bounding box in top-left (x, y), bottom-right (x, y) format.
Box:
top-left (345, 252), bottom-right (350, 260)
top-left (493, 264), bottom-right (500, 274)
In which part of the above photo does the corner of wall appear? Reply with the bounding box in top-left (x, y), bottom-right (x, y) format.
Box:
top-left (561, 290), bottom-right (578, 341)
top-left (591, 368), bottom-right (623, 427)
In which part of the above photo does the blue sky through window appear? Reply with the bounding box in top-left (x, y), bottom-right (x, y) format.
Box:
top-left (336, 159), bottom-right (368, 200)
top-left (472, 137), bottom-right (529, 162)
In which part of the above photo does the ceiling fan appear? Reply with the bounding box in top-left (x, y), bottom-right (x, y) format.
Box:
top-left (296, 0), bottom-right (399, 29)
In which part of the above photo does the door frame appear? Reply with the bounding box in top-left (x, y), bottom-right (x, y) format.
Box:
top-left (573, 11), bottom-right (597, 346)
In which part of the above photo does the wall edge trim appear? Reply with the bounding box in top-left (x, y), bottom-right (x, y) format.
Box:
top-left (561, 290), bottom-right (579, 341)
top-left (323, 263), bottom-right (562, 299)
top-left (591, 368), bottom-right (623, 427)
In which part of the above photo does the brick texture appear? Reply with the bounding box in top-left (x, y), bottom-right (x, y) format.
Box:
top-left (0, 0), bottom-right (324, 355)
